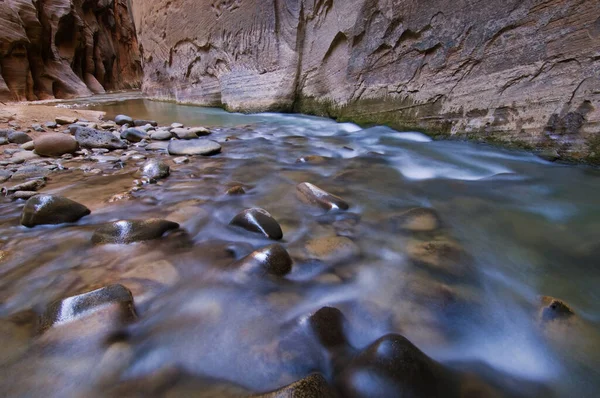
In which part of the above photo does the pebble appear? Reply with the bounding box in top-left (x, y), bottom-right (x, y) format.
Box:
top-left (303, 236), bottom-right (360, 264)
top-left (45, 121), bottom-right (58, 129)
top-left (33, 133), bottom-right (79, 157)
top-left (55, 116), bottom-right (77, 125)
top-left (8, 131), bottom-right (32, 144)
top-left (120, 128), bottom-right (148, 142)
top-left (74, 127), bottom-right (127, 150)
top-left (38, 284), bottom-right (136, 333)
top-left (234, 244), bottom-right (293, 276)
top-left (21, 194), bottom-right (90, 227)
top-left (91, 219), bottom-right (180, 244)
top-left (296, 182), bottom-right (349, 211)
top-left (230, 208), bottom-right (283, 240)
top-left (140, 159), bottom-right (170, 182)
top-left (31, 124), bottom-right (45, 132)
top-left (168, 139), bottom-right (221, 156)
top-left (115, 114), bottom-right (134, 126)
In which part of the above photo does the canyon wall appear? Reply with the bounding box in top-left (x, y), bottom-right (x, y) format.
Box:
top-left (136, 1), bottom-right (599, 161)
top-left (0, 0), bottom-right (141, 102)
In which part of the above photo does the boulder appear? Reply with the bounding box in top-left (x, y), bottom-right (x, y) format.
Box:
top-left (34, 133), bottom-right (79, 157)
top-left (21, 194), bottom-right (90, 227)
top-left (74, 127), bottom-right (127, 150)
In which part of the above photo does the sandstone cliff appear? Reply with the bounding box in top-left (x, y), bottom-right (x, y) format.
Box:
top-left (132, 0), bottom-right (600, 163)
top-left (0, 0), bottom-right (141, 101)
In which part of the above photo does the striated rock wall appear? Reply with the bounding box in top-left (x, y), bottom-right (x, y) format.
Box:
top-left (0, 0), bottom-right (142, 102)
top-left (133, 0), bottom-right (600, 162)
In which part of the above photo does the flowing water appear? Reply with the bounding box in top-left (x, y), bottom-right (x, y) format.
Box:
top-left (0, 96), bottom-right (599, 397)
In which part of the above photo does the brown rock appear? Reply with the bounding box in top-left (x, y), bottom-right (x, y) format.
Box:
top-left (303, 236), bottom-right (360, 265)
top-left (296, 182), bottom-right (349, 211)
top-left (91, 219), bottom-right (180, 244)
top-left (34, 133), bottom-right (78, 157)
top-left (21, 194), bottom-right (90, 227)
top-left (230, 208), bottom-right (283, 240)
top-left (234, 244), bottom-right (293, 276)
top-left (252, 373), bottom-right (335, 398)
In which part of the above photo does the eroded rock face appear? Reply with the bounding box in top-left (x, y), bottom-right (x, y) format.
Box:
top-left (132, 0), bottom-right (600, 163)
top-left (0, 0), bottom-right (141, 101)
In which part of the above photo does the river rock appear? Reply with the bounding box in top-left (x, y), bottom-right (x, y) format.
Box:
top-left (10, 165), bottom-right (49, 180)
top-left (13, 191), bottom-right (38, 200)
top-left (32, 124), bottom-right (45, 132)
top-left (115, 114), bottom-right (134, 126)
top-left (235, 244), bottom-right (293, 276)
top-left (309, 306), bottom-right (348, 348)
top-left (171, 128), bottom-right (199, 139)
top-left (21, 194), bottom-right (91, 227)
top-left (386, 207), bottom-right (442, 233)
top-left (151, 130), bottom-right (172, 140)
top-left (44, 121), bottom-right (58, 129)
top-left (405, 237), bottom-right (469, 277)
top-left (0, 136), bottom-right (7, 145)
top-left (34, 133), bottom-right (79, 157)
top-left (171, 122), bottom-right (184, 129)
top-left (145, 142), bottom-right (170, 151)
top-left (74, 127), bottom-right (127, 150)
top-left (296, 155), bottom-right (329, 164)
top-left (10, 150), bottom-right (39, 164)
top-left (303, 236), bottom-right (360, 265)
top-left (8, 131), bottom-right (32, 144)
top-left (20, 141), bottom-right (35, 150)
top-left (91, 219), bottom-right (180, 244)
top-left (226, 185), bottom-right (246, 195)
top-left (140, 159), bottom-right (170, 182)
top-left (168, 139), bottom-right (221, 156)
top-left (134, 119), bottom-right (158, 127)
top-left (38, 284), bottom-right (136, 333)
top-left (230, 208), bottom-right (283, 240)
top-left (172, 156), bottom-right (189, 164)
top-left (0, 170), bottom-right (11, 182)
top-left (121, 128), bottom-right (148, 142)
top-left (5, 178), bottom-right (45, 193)
top-left (56, 116), bottom-right (77, 125)
top-left (253, 373), bottom-right (335, 398)
top-left (296, 182), bottom-right (349, 211)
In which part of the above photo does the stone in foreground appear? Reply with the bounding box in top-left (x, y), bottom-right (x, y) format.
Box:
top-left (296, 182), bottom-right (349, 211)
top-left (8, 131), bottom-right (32, 144)
top-left (252, 373), bottom-right (335, 398)
top-left (74, 127), bottom-right (127, 150)
top-left (230, 208), bottom-right (283, 240)
top-left (91, 219), bottom-right (180, 244)
top-left (21, 194), bottom-right (91, 228)
top-left (34, 133), bottom-right (79, 157)
top-left (38, 284), bottom-right (136, 333)
top-left (168, 139), bottom-right (221, 156)
top-left (235, 244), bottom-right (293, 276)
top-left (140, 159), bottom-right (170, 182)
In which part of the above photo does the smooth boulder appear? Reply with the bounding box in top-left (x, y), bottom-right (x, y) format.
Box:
top-left (91, 219), bottom-right (180, 244)
top-left (151, 130), bottom-right (173, 141)
top-left (121, 128), bottom-right (148, 142)
top-left (168, 139), bottom-right (221, 156)
top-left (235, 244), bottom-right (293, 276)
top-left (296, 182), bottom-right (349, 211)
top-left (74, 127), bottom-right (127, 150)
top-left (115, 114), bottom-right (134, 125)
top-left (21, 194), bottom-right (90, 227)
top-left (230, 208), bottom-right (283, 240)
top-left (34, 133), bottom-right (79, 156)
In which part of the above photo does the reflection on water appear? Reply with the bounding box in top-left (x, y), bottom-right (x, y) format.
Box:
top-left (0, 95), bottom-right (599, 397)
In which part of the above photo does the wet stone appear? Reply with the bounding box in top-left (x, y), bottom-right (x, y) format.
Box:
top-left (115, 114), bottom-right (134, 126)
top-left (74, 127), bottom-right (127, 150)
top-left (226, 185), bottom-right (246, 195)
top-left (10, 165), bottom-right (50, 180)
top-left (34, 133), bottom-right (79, 157)
top-left (230, 208), bottom-right (283, 240)
top-left (91, 219), bottom-right (180, 244)
top-left (146, 142), bottom-right (170, 151)
top-left (4, 178), bottom-right (45, 193)
top-left (405, 237), bottom-right (468, 277)
top-left (140, 159), bottom-right (170, 182)
top-left (134, 119), bottom-right (158, 127)
top-left (386, 207), bottom-right (442, 233)
top-left (253, 373), bottom-right (335, 398)
top-left (20, 141), bottom-right (35, 151)
top-left (168, 139), bottom-right (221, 156)
top-left (8, 131), bottom-right (32, 144)
top-left (172, 127), bottom-right (200, 139)
top-left (235, 244), bottom-right (293, 276)
top-left (0, 170), bottom-right (11, 182)
top-left (296, 155), bottom-right (329, 164)
top-left (31, 124), bottom-right (45, 132)
top-left (173, 156), bottom-right (189, 164)
top-left (38, 284), bottom-right (136, 333)
top-left (539, 296), bottom-right (574, 322)
top-left (13, 191), bottom-right (37, 200)
top-left (309, 307), bottom-right (348, 348)
top-left (296, 182), bottom-right (349, 211)
top-left (121, 128), bottom-right (148, 143)
top-left (171, 122), bottom-right (184, 129)
top-left (21, 194), bottom-right (90, 227)
top-left (304, 236), bottom-right (360, 265)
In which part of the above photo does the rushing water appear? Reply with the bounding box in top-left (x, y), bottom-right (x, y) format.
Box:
top-left (0, 96), bottom-right (599, 397)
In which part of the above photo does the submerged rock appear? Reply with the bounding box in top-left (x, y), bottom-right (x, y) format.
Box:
top-left (74, 127), bottom-right (127, 150)
top-left (21, 194), bottom-right (90, 227)
top-left (140, 159), bottom-right (170, 182)
top-left (115, 114), bottom-right (134, 126)
top-left (120, 128), bottom-right (148, 142)
top-left (230, 208), bottom-right (283, 240)
top-left (386, 207), bottom-right (442, 232)
top-left (91, 219), bottom-right (180, 244)
top-left (235, 244), bottom-right (293, 276)
top-left (253, 373), bottom-right (335, 398)
top-left (34, 133), bottom-right (79, 157)
top-left (226, 185), bottom-right (246, 195)
top-left (168, 139), bottom-right (221, 156)
top-left (405, 236), bottom-right (468, 277)
top-left (38, 284), bottom-right (136, 333)
top-left (296, 182), bottom-right (349, 211)
top-left (303, 236), bottom-right (360, 265)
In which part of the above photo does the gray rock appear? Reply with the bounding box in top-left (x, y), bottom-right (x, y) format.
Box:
top-left (21, 194), bottom-right (91, 227)
top-left (8, 131), bottom-right (32, 144)
top-left (146, 142), bottom-right (170, 151)
top-left (45, 121), bottom-right (58, 129)
top-left (0, 137), bottom-right (7, 145)
top-left (91, 219), bottom-right (180, 244)
top-left (38, 284), bottom-right (136, 333)
top-left (32, 124), bottom-right (45, 132)
top-left (168, 139), bottom-right (221, 156)
top-left (230, 208), bottom-right (283, 240)
top-left (74, 127), bottom-right (127, 150)
top-left (171, 122), bottom-right (184, 129)
top-left (134, 119), bottom-right (158, 127)
top-left (11, 151), bottom-right (40, 164)
top-left (296, 182), bottom-right (349, 211)
top-left (172, 156), bottom-right (189, 164)
top-left (4, 178), bottom-right (46, 193)
top-left (120, 128), bottom-right (148, 142)
top-left (140, 159), bottom-right (170, 182)
top-left (234, 244), bottom-right (293, 276)
top-left (91, 155), bottom-right (120, 163)
top-left (171, 128), bottom-right (199, 140)
top-left (256, 374), bottom-right (335, 398)
top-left (0, 170), bottom-right (12, 182)
top-left (55, 116), bottom-right (77, 125)
top-left (115, 114), bottom-right (134, 126)
top-left (151, 130), bottom-right (173, 141)
top-left (10, 165), bottom-right (50, 180)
